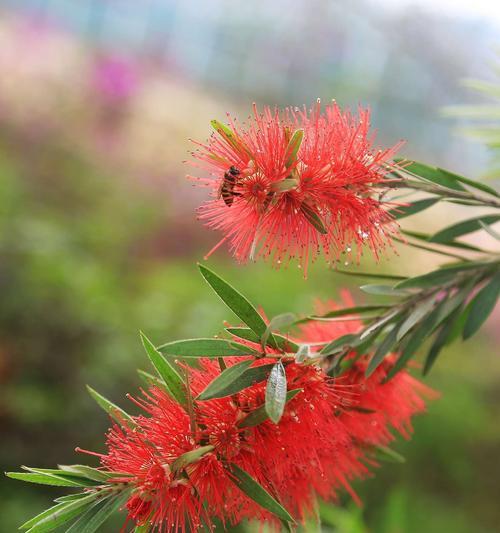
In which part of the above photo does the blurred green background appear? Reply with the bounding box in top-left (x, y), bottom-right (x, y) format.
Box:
top-left (1, 1), bottom-right (499, 532)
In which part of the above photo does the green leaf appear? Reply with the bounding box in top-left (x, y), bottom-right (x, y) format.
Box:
top-left (479, 220), bottom-right (500, 241)
top-left (437, 167), bottom-right (499, 198)
top-left (158, 338), bottom-right (258, 358)
top-left (226, 327), bottom-right (299, 352)
top-left (261, 313), bottom-right (296, 351)
top-left (373, 445), bottom-right (406, 464)
top-left (423, 305), bottom-right (464, 375)
top-left (394, 159), bottom-right (466, 191)
top-left (319, 334), bottom-right (357, 356)
top-left (86, 386), bottom-right (135, 428)
top-left (429, 215), bottom-right (500, 243)
top-left (463, 274), bottom-right (500, 339)
top-left (395, 262), bottom-right (483, 289)
top-left (20, 493), bottom-right (97, 532)
top-left (299, 202), bottom-right (328, 234)
top-left (137, 369), bottom-right (164, 387)
top-left (297, 305), bottom-right (391, 326)
top-left (197, 362), bottom-right (275, 400)
top-left (57, 465), bottom-right (114, 483)
top-left (239, 389), bottom-right (302, 428)
top-left (402, 229), bottom-right (485, 252)
top-left (359, 284), bottom-right (410, 296)
top-left (359, 310), bottom-right (400, 341)
top-left (227, 464), bottom-right (295, 523)
top-left (396, 297), bottom-right (437, 340)
top-left (6, 471), bottom-right (93, 488)
top-left (366, 325), bottom-right (400, 377)
top-left (198, 264), bottom-right (271, 342)
top-left (65, 491), bottom-right (130, 533)
top-left (388, 197), bottom-right (440, 219)
top-left (333, 270), bottom-right (408, 281)
top-left (385, 305), bottom-right (443, 379)
top-left (171, 445), bottom-right (215, 474)
top-left (284, 129), bottom-right (304, 168)
top-left (210, 120), bottom-right (251, 157)
top-left (140, 332), bottom-right (186, 406)
top-left (265, 362), bottom-right (287, 424)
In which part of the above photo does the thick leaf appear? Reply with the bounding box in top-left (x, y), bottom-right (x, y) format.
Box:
top-left (20, 493), bottom-right (97, 532)
top-left (198, 265), bottom-right (270, 342)
top-left (140, 332), bottom-right (186, 406)
top-left (226, 327), bottom-right (299, 352)
top-left (437, 167), bottom-right (499, 198)
top-left (360, 284), bottom-right (410, 296)
top-left (284, 129), bottom-right (304, 168)
top-left (300, 202), bottom-right (327, 234)
top-left (394, 159), bottom-right (466, 191)
top-left (265, 362), bottom-right (287, 424)
top-left (261, 313), bottom-right (296, 351)
top-left (197, 362), bottom-right (275, 400)
top-left (227, 464), bottom-right (295, 523)
top-left (429, 215), bottom-right (500, 243)
top-left (388, 197), bottom-right (440, 219)
top-left (366, 325), bottom-right (400, 377)
top-left (239, 389), bottom-right (302, 428)
top-left (463, 274), bottom-right (500, 340)
top-left (86, 386), bottom-right (135, 428)
top-left (171, 445), bottom-right (214, 474)
top-left (158, 338), bottom-right (258, 358)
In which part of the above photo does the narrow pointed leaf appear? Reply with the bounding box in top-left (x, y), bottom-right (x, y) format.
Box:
top-left (388, 197), bottom-right (440, 219)
top-left (20, 493), bottom-right (97, 532)
top-left (197, 362), bottom-right (275, 400)
top-left (171, 445), bottom-right (215, 474)
top-left (227, 464), bottom-right (295, 523)
top-left (437, 167), bottom-right (499, 197)
top-left (239, 389), bottom-right (302, 428)
top-left (319, 334), bottom-right (357, 356)
top-left (261, 313), bottom-right (296, 351)
top-left (334, 270), bottom-right (408, 281)
top-left (397, 297), bottom-right (437, 340)
top-left (227, 327), bottom-right (299, 352)
top-left (6, 471), bottom-right (92, 488)
top-left (265, 362), bottom-right (287, 424)
top-left (366, 325), bottom-right (400, 377)
top-left (158, 338), bottom-right (258, 357)
top-left (394, 159), bottom-right (466, 191)
top-left (429, 215), bottom-right (500, 243)
top-left (284, 129), bottom-right (304, 168)
top-left (479, 220), bottom-right (500, 241)
top-left (198, 265), bottom-right (272, 344)
top-left (373, 445), bottom-right (406, 464)
top-left (402, 229), bottom-right (485, 252)
top-left (463, 274), bottom-right (500, 340)
top-left (57, 465), bottom-right (114, 483)
top-left (86, 386), bottom-right (135, 428)
top-left (360, 284), bottom-right (410, 296)
top-left (300, 202), bottom-right (327, 234)
top-left (137, 369), bottom-right (164, 387)
top-left (210, 120), bottom-right (251, 157)
top-left (140, 332), bottom-right (186, 406)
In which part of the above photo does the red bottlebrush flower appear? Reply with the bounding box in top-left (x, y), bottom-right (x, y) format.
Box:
top-left (189, 101), bottom-right (402, 275)
top-left (94, 297), bottom-right (434, 532)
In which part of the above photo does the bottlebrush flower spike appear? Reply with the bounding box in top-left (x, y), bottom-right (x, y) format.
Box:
top-left (188, 101), bottom-right (403, 275)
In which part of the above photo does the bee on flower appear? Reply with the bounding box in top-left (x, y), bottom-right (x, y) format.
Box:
top-left (188, 100), bottom-right (403, 275)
